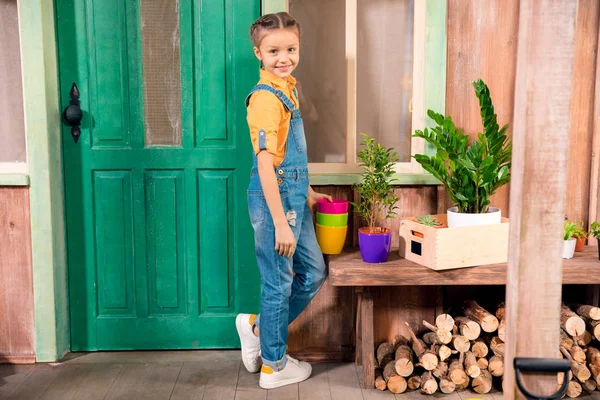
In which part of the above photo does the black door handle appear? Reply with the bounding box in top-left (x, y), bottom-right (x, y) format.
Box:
top-left (62, 82), bottom-right (83, 143)
top-left (514, 357), bottom-right (571, 400)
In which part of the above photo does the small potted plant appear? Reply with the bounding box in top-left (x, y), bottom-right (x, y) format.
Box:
top-left (412, 79), bottom-right (512, 228)
top-left (352, 133), bottom-right (400, 263)
top-left (563, 221), bottom-right (578, 259)
top-left (417, 214), bottom-right (442, 228)
top-left (590, 221), bottom-right (600, 260)
top-left (413, 215), bottom-right (443, 238)
top-left (573, 222), bottom-right (588, 252)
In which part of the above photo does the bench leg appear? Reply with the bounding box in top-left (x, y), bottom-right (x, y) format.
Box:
top-left (360, 288), bottom-right (374, 389)
top-left (355, 288), bottom-right (362, 365)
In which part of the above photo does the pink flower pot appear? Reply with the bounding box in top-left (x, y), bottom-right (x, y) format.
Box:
top-left (317, 199), bottom-right (349, 214)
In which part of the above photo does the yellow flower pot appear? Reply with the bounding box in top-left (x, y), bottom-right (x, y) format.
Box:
top-left (316, 224), bottom-right (347, 255)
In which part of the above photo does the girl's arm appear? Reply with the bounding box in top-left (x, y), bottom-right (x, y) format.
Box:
top-left (257, 151), bottom-right (296, 258)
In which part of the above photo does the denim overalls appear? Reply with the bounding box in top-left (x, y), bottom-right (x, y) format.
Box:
top-left (245, 84), bottom-right (327, 371)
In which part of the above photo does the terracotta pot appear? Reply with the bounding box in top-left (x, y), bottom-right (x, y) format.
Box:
top-left (575, 236), bottom-right (586, 252)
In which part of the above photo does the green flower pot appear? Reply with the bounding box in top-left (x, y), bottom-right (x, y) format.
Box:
top-left (316, 212), bottom-right (348, 227)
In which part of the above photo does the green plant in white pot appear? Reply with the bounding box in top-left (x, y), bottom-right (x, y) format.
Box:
top-left (563, 221), bottom-right (578, 259)
top-left (412, 79), bottom-right (512, 227)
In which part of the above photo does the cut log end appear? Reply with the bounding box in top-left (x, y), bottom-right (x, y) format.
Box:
top-left (489, 356), bottom-right (504, 377)
top-left (394, 358), bottom-right (414, 378)
top-left (462, 321), bottom-right (482, 340)
top-left (472, 370), bottom-right (493, 394)
top-left (477, 357), bottom-right (489, 370)
top-left (420, 372), bottom-right (438, 395)
top-left (439, 378), bottom-right (456, 394)
top-left (453, 336), bottom-right (471, 353)
top-left (436, 314), bottom-right (455, 331)
top-left (407, 376), bottom-right (422, 390)
top-left (450, 369), bottom-right (468, 385)
top-left (481, 316), bottom-right (499, 333)
top-left (375, 368), bottom-right (387, 391)
top-left (567, 380), bottom-right (583, 398)
top-left (421, 353), bottom-right (439, 371)
top-left (387, 376), bottom-right (407, 394)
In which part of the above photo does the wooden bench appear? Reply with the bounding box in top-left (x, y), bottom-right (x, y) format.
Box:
top-left (328, 247), bottom-right (600, 389)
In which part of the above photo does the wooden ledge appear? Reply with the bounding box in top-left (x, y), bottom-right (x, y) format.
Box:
top-left (329, 247), bottom-right (600, 286)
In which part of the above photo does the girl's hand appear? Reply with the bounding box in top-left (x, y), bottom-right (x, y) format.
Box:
top-left (275, 222), bottom-right (296, 258)
top-left (308, 189), bottom-right (333, 213)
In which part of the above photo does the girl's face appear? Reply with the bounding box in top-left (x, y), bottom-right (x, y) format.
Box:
top-left (254, 28), bottom-right (300, 80)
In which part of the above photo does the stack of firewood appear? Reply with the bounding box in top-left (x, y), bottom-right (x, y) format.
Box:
top-left (373, 301), bottom-right (600, 398)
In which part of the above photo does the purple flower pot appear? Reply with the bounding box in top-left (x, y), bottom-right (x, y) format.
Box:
top-left (358, 229), bottom-right (392, 263)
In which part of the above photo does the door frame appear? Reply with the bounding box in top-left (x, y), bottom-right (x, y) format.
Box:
top-left (19, 0), bottom-right (69, 362)
top-left (20, 0), bottom-right (278, 362)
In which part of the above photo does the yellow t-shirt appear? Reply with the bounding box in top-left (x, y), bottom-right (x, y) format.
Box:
top-left (247, 69), bottom-right (299, 167)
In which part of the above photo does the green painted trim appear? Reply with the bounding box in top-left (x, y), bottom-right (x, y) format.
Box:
top-left (19, 0), bottom-right (69, 362)
top-left (309, 173), bottom-right (441, 186)
top-left (262, 0), bottom-right (287, 14)
top-left (423, 0), bottom-right (447, 156)
top-left (0, 174), bottom-right (30, 186)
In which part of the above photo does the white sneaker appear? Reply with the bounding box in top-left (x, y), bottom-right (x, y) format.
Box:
top-left (259, 355), bottom-right (312, 389)
top-left (236, 313), bottom-right (262, 373)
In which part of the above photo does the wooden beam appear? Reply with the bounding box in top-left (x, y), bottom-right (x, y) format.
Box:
top-left (588, 8), bottom-right (600, 244)
top-left (567, 0), bottom-right (600, 231)
top-left (504, 1), bottom-right (578, 399)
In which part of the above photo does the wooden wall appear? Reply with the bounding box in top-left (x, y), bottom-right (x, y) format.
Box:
top-left (0, 188), bottom-right (35, 363)
top-left (289, 0), bottom-right (600, 361)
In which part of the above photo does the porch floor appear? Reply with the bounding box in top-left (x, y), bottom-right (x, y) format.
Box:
top-left (0, 350), bottom-right (563, 400)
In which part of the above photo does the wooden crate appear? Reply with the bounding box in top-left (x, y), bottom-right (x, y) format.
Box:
top-left (399, 214), bottom-right (509, 270)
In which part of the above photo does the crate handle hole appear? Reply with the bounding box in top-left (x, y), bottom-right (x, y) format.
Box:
top-left (411, 230), bottom-right (424, 238)
top-left (411, 240), bottom-right (422, 256)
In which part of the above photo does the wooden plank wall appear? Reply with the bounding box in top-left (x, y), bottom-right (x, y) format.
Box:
top-left (289, 0), bottom-right (600, 361)
top-left (0, 188), bottom-right (35, 363)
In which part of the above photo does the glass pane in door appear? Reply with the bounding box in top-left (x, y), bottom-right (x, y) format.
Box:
top-left (357, 0), bottom-right (413, 162)
top-left (141, 0), bottom-right (182, 146)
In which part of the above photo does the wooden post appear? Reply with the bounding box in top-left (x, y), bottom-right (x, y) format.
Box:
top-left (587, 2), bottom-right (600, 246)
top-left (360, 288), bottom-right (375, 389)
top-left (504, 1), bottom-right (577, 399)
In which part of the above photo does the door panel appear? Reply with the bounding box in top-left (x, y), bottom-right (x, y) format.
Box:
top-left (57, 0), bottom-right (261, 350)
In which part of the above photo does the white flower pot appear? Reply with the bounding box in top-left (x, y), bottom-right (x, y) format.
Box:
top-left (447, 207), bottom-right (502, 228)
top-left (562, 238), bottom-right (576, 259)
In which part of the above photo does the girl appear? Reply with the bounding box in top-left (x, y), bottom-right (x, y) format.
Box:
top-left (235, 12), bottom-right (331, 389)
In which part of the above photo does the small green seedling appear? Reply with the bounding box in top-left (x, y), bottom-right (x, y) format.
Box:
top-left (417, 215), bottom-right (441, 227)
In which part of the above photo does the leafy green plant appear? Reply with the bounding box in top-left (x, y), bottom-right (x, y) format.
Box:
top-left (417, 215), bottom-right (441, 227)
top-left (590, 221), bottom-right (600, 238)
top-left (564, 221), bottom-right (579, 241)
top-left (573, 221), bottom-right (588, 240)
top-left (351, 133), bottom-right (399, 233)
top-left (412, 79), bottom-right (512, 214)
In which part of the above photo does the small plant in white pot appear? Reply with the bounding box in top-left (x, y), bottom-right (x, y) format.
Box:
top-left (563, 221), bottom-right (578, 259)
top-left (412, 79), bottom-right (512, 228)
top-left (352, 133), bottom-right (399, 263)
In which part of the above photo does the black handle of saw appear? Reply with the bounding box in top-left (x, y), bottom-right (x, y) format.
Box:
top-left (514, 358), bottom-right (571, 400)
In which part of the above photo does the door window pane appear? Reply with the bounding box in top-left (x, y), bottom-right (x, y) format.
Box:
top-left (289, 0), bottom-right (346, 163)
top-left (357, 0), bottom-right (414, 162)
top-left (0, 0), bottom-right (26, 163)
top-left (141, 0), bottom-right (182, 146)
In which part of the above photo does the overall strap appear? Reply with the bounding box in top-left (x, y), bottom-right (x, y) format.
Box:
top-left (245, 84), bottom-right (295, 112)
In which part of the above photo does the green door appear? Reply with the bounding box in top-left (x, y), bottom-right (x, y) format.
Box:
top-left (56, 0), bottom-right (261, 350)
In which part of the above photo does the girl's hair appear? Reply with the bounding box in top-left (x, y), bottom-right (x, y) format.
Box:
top-left (250, 12), bottom-right (300, 47)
